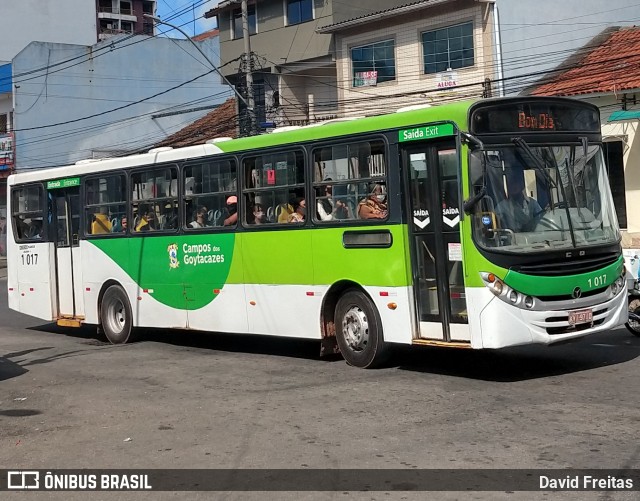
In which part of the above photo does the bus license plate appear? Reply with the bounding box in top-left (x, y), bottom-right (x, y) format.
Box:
top-left (568, 308), bottom-right (593, 326)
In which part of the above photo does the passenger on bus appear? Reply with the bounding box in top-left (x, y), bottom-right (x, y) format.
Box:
top-left (162, 203), bottom-right (178, 230)
top-left (112, 216), bottom-right (127, 232)
top-left (223, 196), bottom-right (238, 226)
top-left (495, 172), bottom-right (542, 232)
top-left (189, 206), bottom-right (208, 228)
top-left (288, 197), bottom-right (306, 223)
top-left (317, 179), bottom-right (336, 221)
top-left (136, 211), bottom-right (156, 232)
top-left (251, 204), bottom-right (266, 225)
top-left (91, 211), bottom-right (112, 234)
top-left (334, 199), bottom-right (353, 220)
top-left (358, 183), bottom-right (388, 219)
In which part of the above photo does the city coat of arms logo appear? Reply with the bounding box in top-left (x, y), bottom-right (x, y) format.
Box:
top-left (167, 243), bottom-right (179, 269)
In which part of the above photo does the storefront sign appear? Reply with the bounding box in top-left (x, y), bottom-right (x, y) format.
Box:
top-left (0, 133), bottom-right (14, 169)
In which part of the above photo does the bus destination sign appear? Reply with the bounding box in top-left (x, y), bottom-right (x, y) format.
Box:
top-left (399, 123), bottom-right (454, 143)
top-left (518, 111), bottom-right (555, 130)
top-left (47, 177), bottom-right (80, 190)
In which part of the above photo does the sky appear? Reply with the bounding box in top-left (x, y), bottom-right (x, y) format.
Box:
top-left (155, 0), bottom-right (219, 38)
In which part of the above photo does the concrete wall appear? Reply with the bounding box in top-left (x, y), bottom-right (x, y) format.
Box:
top-left (12, 35), bottom-right (232, 169)
top-left (0, 0), bottom-right (97, 63)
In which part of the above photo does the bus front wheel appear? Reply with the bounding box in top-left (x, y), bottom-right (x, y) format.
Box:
top-left (100, 285), bottom-right (133, 344)
top-left (335, 289), bottom-right (389, 368)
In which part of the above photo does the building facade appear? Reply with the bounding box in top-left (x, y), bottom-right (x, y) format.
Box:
top-left (208, 0), bottom-right (497, 126)
top-left (96, 0), bottom-right (157, 41)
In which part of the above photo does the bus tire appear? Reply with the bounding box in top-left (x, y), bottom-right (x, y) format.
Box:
top-left (100, 285), bottom-right (133, 344)
top-left (335, 289), bottom-right (389, 368)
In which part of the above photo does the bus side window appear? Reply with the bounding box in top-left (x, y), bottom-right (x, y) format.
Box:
top-left (84, 174), bottom-right (126, 237)
top-left (11, 185), bottom-right (46, 242)
top-left (184, 159), bottom-right (236, 230)
top-left (242, 150), bottom-right (305, 228)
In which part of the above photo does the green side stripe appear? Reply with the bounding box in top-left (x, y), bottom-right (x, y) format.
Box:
top-left (90, 225), bottom-right (411, 310)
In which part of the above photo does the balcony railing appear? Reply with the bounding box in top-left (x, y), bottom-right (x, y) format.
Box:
top-left (98, 7), bottom-right (134, 16)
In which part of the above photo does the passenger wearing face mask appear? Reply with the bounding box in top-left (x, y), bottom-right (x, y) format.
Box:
top-left (223, 195), bottom-right (238, 226)
top-left (358, 183), bottom-right (388, 219)
top-left (287, 197), bottom-right (306, 223)
top-left (251, 203), bottom-right (266, 224)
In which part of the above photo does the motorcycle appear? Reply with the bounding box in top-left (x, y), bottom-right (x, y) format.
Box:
top-left (625, 278), bottom-right (640, 337)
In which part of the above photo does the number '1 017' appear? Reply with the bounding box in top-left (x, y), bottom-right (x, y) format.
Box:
top-left (21, 254), bottom-right (38, 265)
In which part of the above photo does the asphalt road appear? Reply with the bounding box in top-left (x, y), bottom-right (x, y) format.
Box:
top-left (1, 274), bottom-right (640, 500)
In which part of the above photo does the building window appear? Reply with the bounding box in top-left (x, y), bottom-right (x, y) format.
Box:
top-left (232, 5), bottom-right (256, 39)
top-left (351, 40), bottom-right (396, 87)
top-left (287, 0), bottom-right (313, 26)
top-left (120, 1), bottom-right (132, 16)
top-left (422, 22), bottom-right (474, 74)
top-left (0, 114), bottom-right (7, 134)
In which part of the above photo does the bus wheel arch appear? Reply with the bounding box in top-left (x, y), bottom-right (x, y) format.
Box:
top-left (322, 282), bottom-right (389, 368)
top-left (98, 281), bottom-right (134, 344)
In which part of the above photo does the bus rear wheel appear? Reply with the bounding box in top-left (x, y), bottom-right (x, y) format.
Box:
top-left (100, 285), bottom-right (133, 344)
top-left (335, 289), bottom-right (389, 368)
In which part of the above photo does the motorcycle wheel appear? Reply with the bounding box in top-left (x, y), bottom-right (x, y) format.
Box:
top-left (625, 298), bottom-right (640, 337)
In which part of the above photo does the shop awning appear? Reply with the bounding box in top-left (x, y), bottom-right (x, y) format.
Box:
top-left (609, 110), bottom-right (640, 122)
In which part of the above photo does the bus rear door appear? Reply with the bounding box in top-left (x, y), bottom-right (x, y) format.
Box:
top-left (401, 136), bottom-right (469, 343)
top-left (50, 185), bottom-right (84, 322)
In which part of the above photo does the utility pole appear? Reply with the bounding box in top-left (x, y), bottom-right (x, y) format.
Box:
top-left (241, 0), bottom-right (256, 135)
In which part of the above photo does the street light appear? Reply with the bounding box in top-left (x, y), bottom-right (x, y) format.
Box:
top-left (143, 14), bottom-right (256, 132)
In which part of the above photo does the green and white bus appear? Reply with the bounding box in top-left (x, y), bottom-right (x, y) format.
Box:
top-left (6, 97), bottom-right (628, 368)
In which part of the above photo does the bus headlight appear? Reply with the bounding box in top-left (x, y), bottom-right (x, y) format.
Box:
top-left (481, 272), bottom-right (504, 296)
top-left (480, 272), bottom-right (535, 309)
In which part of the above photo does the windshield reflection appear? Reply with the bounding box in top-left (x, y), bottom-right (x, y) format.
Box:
top-left (469, 143), bottom-right (619, 253)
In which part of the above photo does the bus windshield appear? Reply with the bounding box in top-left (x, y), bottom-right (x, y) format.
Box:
top-left (469, 142), bottom-right (619, 253)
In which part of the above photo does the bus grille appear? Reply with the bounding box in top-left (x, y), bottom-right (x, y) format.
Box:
top-left (537, 285), bottom-right (608, 302)
top-left (513, 253), bottom-right (619, 277)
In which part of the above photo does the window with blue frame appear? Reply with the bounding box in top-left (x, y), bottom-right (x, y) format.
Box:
top-left (351, 39), bottom-right (396, 87)
top-left (422, 22), bottom-right (474, 74)
top-left (287, 0), bottom-right (313, 25)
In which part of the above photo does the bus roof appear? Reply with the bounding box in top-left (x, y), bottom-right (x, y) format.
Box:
top-left (8, 99), bottom-right (475, 186)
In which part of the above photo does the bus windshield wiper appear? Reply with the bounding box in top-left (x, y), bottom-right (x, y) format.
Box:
top-left (511, 137), bottom-right (556, 189)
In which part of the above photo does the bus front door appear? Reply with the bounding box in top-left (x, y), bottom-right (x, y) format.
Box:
top-left (403, 141), bottom-right (469, 342)
top-left (51, 188), bottom-right (84, 320)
